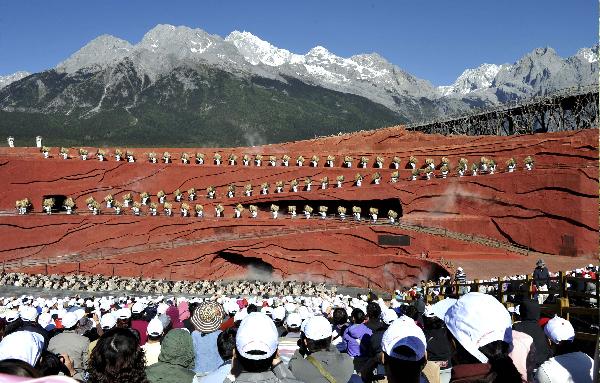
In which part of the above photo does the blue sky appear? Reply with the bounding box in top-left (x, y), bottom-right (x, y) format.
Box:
top-left (0, 1), bottom-right (596, 85)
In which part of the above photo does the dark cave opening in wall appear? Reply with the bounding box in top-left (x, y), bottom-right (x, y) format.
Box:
top-left (215, 252), bottom-right (274, 279)
top-left (42, 195), bottom-right (67, 213)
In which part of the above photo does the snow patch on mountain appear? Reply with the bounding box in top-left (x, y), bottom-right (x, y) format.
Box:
top-left (0, 71), bottom-right (31, 89)
top-left (576, 46), bottom-right (598, 63)
top-left (438, 63), bottom-right (506, 96)
top-left (225, 31), bottom-right (302, 66)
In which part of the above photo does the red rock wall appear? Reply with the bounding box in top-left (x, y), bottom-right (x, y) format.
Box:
top-left (0, 127), bottom-right (597, 285)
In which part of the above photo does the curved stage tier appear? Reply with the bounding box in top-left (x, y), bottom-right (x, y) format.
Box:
top-left (0, 127), bottom-right (597, 288)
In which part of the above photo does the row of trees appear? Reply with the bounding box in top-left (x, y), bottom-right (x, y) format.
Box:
top-left (37, 147), bottom-right (535, 171)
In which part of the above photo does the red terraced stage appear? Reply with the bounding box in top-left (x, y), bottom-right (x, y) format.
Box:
top-left (0, 126), bottom-right (597, 288)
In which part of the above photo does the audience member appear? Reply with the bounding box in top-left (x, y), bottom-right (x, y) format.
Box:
top-left (87, 328), bottom-right (149, 383)
top-left (146, 328), bottom-right (195, 383)
top-left (289, 315), bottom-right (354, 382)
top-left (0, 331), bottom-right (44, 372)
top-left (48, 311), bottom-right (90, 380)
top-left (444, 292), bottom-right (522, 383)
top-left (225, 312), bottom-right (300, 383)
top-left (278, 313), bottom-right (302, 364)
top-left (195, 327), bottom-right (236, 383)
top-left (533, 259), bottom-right (550, 305)
top-left (142, 318), bottom-right (165, 366)
top-left (191, 301), bottom-right (224, 376)
top-left (380, 316), bottom-right (429, 383)
top-left (131, 301), bottom-right (150, 346)
top-left (511, 299), bottom-right (552, 367)
top-left (535, 316), bottom-right (594, 383)
top-left (88, 312), bottom-right (117, 357)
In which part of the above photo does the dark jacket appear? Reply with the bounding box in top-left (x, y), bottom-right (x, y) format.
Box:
top-left (533, 267), bottom-right (549, 286)
top-left (365, 319), bottom-right (388, 356)
top-left (512, 299), bottom-right (552, 367)
top-left (289, 348), bottom-right (354, 383)
top-left (424, 324), bottom-right (452, 364)
top-left (146, 329), bottom-right (195, 383)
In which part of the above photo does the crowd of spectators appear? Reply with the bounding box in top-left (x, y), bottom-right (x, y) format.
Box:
top-left (0, 273), bottom-right (336, 296)
top-left (413, 262), bottom-right (599, 308)
top-left (0, 281), bottom-right (595, 383)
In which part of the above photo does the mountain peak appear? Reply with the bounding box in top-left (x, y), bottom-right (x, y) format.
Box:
top-left (307, 45), bottom-right (332, 57)
top-left (57, 34), bottom-right (133, 73)
top-left (438, 63), bottom-right (506, 96)
top-left (225, 30), bottom-right (301, 66)
top-left (576, 45), bottom-right (598, 63)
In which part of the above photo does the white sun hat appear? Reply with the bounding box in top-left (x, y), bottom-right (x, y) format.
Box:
top-left (444, 292), bottom-right (512, 363)
top-left (425, 298), bottom-right (457, 319)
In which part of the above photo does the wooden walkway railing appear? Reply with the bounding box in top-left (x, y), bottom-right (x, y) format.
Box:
top-left (423, 273), bottom-right (599, 340)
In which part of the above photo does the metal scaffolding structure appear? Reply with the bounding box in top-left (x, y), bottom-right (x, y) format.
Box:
top-left (406, 85), bottom-right (599, 135)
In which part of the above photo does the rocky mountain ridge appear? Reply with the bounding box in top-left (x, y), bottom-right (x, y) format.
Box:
top-left (0, 24), bottom-right (596, 146)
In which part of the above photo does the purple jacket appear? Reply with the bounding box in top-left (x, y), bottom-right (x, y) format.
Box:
top-left (342, 324), bottom-right (372, 357)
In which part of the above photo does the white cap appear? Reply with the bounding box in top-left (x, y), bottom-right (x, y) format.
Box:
top-left (224, 300), bottom-right (240, 315)
top-left (298, 305), bottom-right (311, 320)
top-left (382, 317), bottom-right (427, 361)
top-left (544, 316), bottom-right (575, 344)
top-left (100, 313), bottom-right (117, 330)
top-left (381, 309), bottom-right (398, 325)
top-left (284, 303), bottom-right (296, 313)
top-left (147, 318), bottom-right (164, 337)
top-left (425, 298), bottom-right (457, 319)
top-left (74, 308), bottom-right (86, 321)
top-left (303, 316), bottom-right (332, 340)
top-left (236, 312), bottom-right (278, 360)
top-left (234, 308), bottom-right (248, 322)
top-left (20, 306), bottom-right (38, 322)
top-left (37, 313), bottom-right (53, 328)
top-left (272, 306), bottom-right (286, 321)
top-left (157, 303), bottom-right (169, 315)
top-left (285, 313), bottom-right (302, 328)
top-left (61, 312), bottom-right (79, 328)
top-left (115, 307), bottom-right (131, 320)
top-left (444, 293), bottom-right (512, 363)
top-left (132, 302), bottom-right (147, 314)
top-left (4, 309), bottom-right (19, 323)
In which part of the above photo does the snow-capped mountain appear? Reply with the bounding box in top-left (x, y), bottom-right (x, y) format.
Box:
top-left (0, 24), bottom-right (597, 146)
top-left (438, 64), bottom-right (507, 96)
top-left (0, 71), bottom-right (31, 89)
top-left (43, 24), bottom-right (596, 114)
